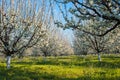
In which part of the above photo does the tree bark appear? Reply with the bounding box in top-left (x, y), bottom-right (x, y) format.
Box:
top-left (6, 55), bottom-right (11, 69)
top-left (98, 52), bottom-right (101, 61)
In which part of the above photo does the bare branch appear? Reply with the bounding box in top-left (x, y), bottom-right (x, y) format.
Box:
top-left (74, 22), bottom-right (120, 37)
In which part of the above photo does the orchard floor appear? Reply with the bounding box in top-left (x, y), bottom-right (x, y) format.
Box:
top-left (0, 54), bottom-right (120, 80)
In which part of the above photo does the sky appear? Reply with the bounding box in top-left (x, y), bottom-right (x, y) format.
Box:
top-left (52, 0), bottom-right (75, 45)
top-left (62, 29), bottom-right (74, 45)
top-left (55, 0), bottom-right (83, 45)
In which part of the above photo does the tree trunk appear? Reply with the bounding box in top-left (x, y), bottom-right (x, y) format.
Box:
top-left (6, 55), bottom-right (11, 69)
top-left (98, 52), bottom-right (101, 61)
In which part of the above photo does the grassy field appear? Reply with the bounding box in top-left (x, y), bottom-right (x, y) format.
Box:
top-left (0, 54), bottom-right (120, 80)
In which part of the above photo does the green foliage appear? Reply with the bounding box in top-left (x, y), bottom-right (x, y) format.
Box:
top-left (0, 55), bottom-right (120, 80)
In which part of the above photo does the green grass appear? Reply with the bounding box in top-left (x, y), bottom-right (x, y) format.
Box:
top-left (0, 54), bottom-right (120, 80)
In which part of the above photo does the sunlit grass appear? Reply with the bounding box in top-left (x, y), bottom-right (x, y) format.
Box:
top-left (0, 54), bottom-right (120, 80)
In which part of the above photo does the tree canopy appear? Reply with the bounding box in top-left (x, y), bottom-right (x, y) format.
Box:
top-left (55, 0), bottom-right (120, 36)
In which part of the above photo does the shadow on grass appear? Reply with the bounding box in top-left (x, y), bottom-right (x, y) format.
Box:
top-left (65, 76), bottom-right (120, 80)
top-left (12, 58), bottom-right (120, 69)
top-left (0, 65), bottom-right (61, 80)
top-left (0, 65), bottom-right (119, 80)
top-left (75, 61), bottom-right (120, 69)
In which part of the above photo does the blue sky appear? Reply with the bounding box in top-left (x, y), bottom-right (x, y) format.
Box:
top-left (52, 0), bottom-right (76, 45)
top-left (54, 0), bottom-right (83, 45)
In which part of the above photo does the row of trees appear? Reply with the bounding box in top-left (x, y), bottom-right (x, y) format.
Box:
top-left (54, 0), bottom-right (120, 61)
top-left (73, 20), bottom-right (120, 61)
top-left (0, 0), bottom-right (73, 68)
top-left (24, 25), bottom-right (73, 58)
top-left (0, 0), bottom-right (120, 68)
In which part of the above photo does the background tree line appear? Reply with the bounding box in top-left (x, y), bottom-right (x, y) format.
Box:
top-left (0, 0), bottom-right (120, 69)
